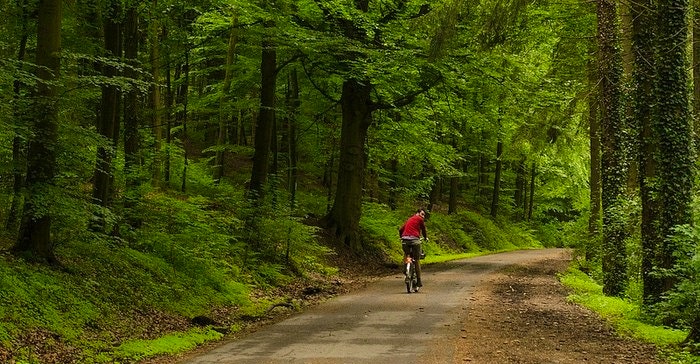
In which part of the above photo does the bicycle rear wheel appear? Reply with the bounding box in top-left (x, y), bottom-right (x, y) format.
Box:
top-left (406, 262), bottom-right (415, 293)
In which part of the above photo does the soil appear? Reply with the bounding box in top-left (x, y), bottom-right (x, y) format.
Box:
top-left (453, 252), bottom-right (664, 364)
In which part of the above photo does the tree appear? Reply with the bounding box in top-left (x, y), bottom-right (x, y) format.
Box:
top-left (6, 0), bottom-right (33, 234)
top-left (123, 1), bottom-right (142, 228)
top-left (214, 13), bottom-right (240, 184)
top-left (91, 0), bottom-right (122, 230)
top-left (249, 19), bottom-right (277, 198)
top-left (631, 0), bottom-right (662, 306)
top-left (299, 0), bottom-right (437, 249)
top-left (14, 0), bottom-right (63, 263)
top-left (596, 0), bottom-right (627, 296)
top-left (655, 0), bottom-right (694, 296)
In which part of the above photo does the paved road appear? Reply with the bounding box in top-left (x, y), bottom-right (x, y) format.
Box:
top-left (180, 249), bottom-right (565, 364)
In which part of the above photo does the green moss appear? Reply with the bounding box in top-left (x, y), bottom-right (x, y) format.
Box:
top-left (112, 328), bottom-right (223, 362)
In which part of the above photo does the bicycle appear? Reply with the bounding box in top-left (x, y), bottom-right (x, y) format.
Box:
top-left (404, 254), bottom-right (419, 293)
top-left (402, 239), bottom-right (426, 294)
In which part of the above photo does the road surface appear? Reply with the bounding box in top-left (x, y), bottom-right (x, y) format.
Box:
top-left (180, 249), bottom-right (565, 364)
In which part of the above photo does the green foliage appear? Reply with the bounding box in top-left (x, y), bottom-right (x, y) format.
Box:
top-left (111, 328), bottom-right (223, 363)
top-left (653, 224), bottom-right (700, 330)
top-left (0, 261), bottom-right (99, 344)
top-left (444, 210), bottom-right (539, 251)
top-left (561, 268), bottom-right (688, 347)
top-left (360, 203), bottom-right (543, 266)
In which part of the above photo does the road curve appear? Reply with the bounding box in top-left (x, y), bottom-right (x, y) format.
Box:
top-left (180, 248), bottom-right (567, 364)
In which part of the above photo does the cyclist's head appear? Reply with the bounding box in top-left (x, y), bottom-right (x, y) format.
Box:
top-left (417, 208), bottom-right (426, 218)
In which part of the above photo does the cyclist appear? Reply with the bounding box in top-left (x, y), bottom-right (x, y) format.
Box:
top-left (399, 208), bottom-right (428, 289)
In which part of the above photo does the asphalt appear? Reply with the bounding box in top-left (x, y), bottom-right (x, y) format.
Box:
top-left (179, 249), bottom-right (565, 364)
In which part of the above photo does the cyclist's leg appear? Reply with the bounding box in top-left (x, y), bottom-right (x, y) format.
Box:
top-left (401, 242), bottom-right (411, 275)
top-left (411, 243), bottom-right (422, 286)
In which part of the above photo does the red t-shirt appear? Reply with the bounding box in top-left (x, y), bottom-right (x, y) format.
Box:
top-left (399, 214), bottom-right (427, 239)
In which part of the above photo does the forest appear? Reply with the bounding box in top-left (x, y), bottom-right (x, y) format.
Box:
top-left (1, 0), bottom-right (700, 362)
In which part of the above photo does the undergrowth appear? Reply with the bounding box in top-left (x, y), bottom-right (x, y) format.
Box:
top-left (1, 189), bottom-right (546, 363)
top-left (560, 267), bottom-right (700, 363)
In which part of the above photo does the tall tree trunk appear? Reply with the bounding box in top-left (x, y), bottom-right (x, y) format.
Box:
top-left (620, 0), bottom-right (638, 191)
top-left (180, 50), bottom-right (190, 193)
top-left (694, 0), bottom-right (700, 152)
top-left (597, 0), bottom-right (627, 297)
top-left (689, 0), bottom-right (700, 344)
top-left (249, 21), bottom-right (277, 198)
top-left (631, 0), bottom-right (661, 305)
top-left (527, 163), bottom-right (535, 221)
top-left (163, 27), bottom-right (172, 184)
top-left (287, 68), bottom-right (300, 209)
top-left (324, 79), bottom-right (372, 250)
top-left (150, 0), bottom-right (162, 187)
top-left (657, 0), bottom-right (693, 295)
top-left (477, 152), bottom-right (488, 202)
top-left (490, 140), bottom-right (503, 218)
top-left (428, 177), bottom-right (441, 212)
top-left (15, 0), bottom-right (62, 263)
top-left (91, 0), bottom-right (121, 225)
top-left (388, 158), bottom-right (398, 210)
top-left (7, 3), bottom-right (31, 234)
top-left (587, 58), bottom-right (602, 264)
top-left (514, 158), bottom-right (525, 210)
top-left (123, 2), bottom-right (141, 228)
top-left (215, 16), bottom-right (239, 183)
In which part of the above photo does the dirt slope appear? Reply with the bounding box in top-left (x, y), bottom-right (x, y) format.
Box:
top-left (454, 251), bottom-right (663, 363)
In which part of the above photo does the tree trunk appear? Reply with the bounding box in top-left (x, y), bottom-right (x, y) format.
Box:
top-left (694, 0), bottom-right (700, 152)
top-left (527, 164), bottom-right (535, 221)
top-left (7, 5), bottom-right (31, 234)
top-left (163, 27), bottom-right (172, 184)
top-left (91, 0), bottom-right (121, 220)
top-left (249, 22), bottom-right (277, 198)
top-left (150, 0), bottom-right (163, 187)
top-left (630, 0), bottom-right (661, 305)
top-left (597, 0), bottom-right (627, 297)
top-left (620, 0), bottom-right (638, 192)
top-left (490, 140), bottom-right (503, 218)
top-left (215, 16), bottom-right (239, 183)
top-left (477, 152), bottom-right (488, 202)
top-left (123, 3), bottom-right (141, 228)
top-left (15, 0), bottom-right (62, 263)
top-left (656, 0), bottom-right (693, 296)
top-left (388, 158), bottom-right (398, 210)
top-left (287, 68), bottom-right (300, 209)
top-left (180, 50), bottom-right (190, 193)
top-left (428, 177), bottom-right (441, 212)
top-left (324, 79), bottom-right (372, 250)
top-left (514, 158), bottom-right (525, 210)
top-left (587, 59), bottom-right (602, 264)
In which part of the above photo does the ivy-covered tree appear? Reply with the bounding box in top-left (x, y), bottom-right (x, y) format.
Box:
top-left (596, 0), bottom-right (627, 297)
top-left (655, 0), bottom-right (694, 297)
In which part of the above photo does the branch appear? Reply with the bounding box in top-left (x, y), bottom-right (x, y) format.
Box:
top-left (274, 53), bottom-right (303, 76)
top-left (371, 65), bottom-right (442, 110)
top-left (301, 59), bottom-right (340, 103)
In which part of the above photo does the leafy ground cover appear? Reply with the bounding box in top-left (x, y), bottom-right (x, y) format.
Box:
top-left (560, 267), bottom-right (700, 363)
top-left (0, 187), bottom-right (540, 363)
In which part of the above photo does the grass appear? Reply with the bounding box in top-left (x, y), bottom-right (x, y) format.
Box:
top-left (0, 192), bottom-right (547, 363)
top-left (110, 328), bottom-right (224, 363)
top-left (560, 267), bottom-right (700, 363)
